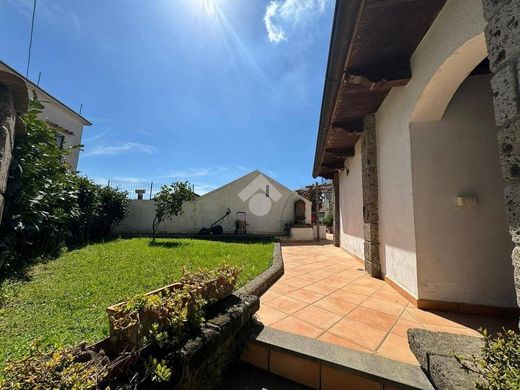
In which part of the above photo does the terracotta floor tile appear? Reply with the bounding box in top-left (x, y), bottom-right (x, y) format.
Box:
top-left (347, 306), bottom-right (398, 332)
top-left (354, 275), bottom-right (387, 288)
top-left (405, 308), bottom-right (468, 328)
top-left (376, 334), bottom-right (419, 365)
top-left (400, 310), bottom-right (421, 323)
top-left (265, 295), bottom-right (309, 314)
top-left (390, 318), bottom-right (425, 338)
top-left (270, 316), bottom-right (324, 338)
top-left (313, 296), bottom-right (357, 316)
top-left (287, 288), bottom-right (326, 304)
top-left (269, 282), bottom-right (300, 295)
top-left (283, 277), bottom-right (314, 288)
top-left (256, 305), bottom-right (288, 326)
top-left (343, 283), bottom-right (379, 296)
top-left (361, 297), bottom-right (406, 317)
top-left (293, 305), bottom-right (342, 330)
top-left (328, 318), bottom-right (387, 351)
top-left (329, 290), bottom-right (368, 305)
top-left (319, 277), bottom-right (349, 289)
top-left (304, 281), bottom-right (338, 295)
top-left (259, 290), bottom-right (281, 303)
top-left (318, 332), bottom-right (373, 354)
top-left (371, 289), bottom-right (409, 306)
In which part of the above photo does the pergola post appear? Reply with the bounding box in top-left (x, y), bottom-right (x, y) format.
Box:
top-left (333, 171), bottom-right (340, 247)
top-left (482, 0), bottom-right (520, 312)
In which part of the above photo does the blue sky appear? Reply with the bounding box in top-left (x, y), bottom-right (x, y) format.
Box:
top-left (0, 0), bottom-right (334, 194)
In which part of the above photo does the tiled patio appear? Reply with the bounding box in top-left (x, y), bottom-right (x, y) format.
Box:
top-left (257, 241), bottom-right (517, 365)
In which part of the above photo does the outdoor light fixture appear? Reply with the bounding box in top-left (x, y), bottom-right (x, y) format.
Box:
top-left (456, 194), bottom-right (478, 207)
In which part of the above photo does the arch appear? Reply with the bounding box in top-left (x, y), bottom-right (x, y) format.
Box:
top-left (411, 32), bottom-right (488, 122)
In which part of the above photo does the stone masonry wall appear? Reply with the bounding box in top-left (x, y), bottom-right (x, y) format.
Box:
top-left (483, 0), bottom-right (520, 309)
top-left (361, 114), bottom-right (381, 278)
top-left (0, 85), bottom-right (16, 224)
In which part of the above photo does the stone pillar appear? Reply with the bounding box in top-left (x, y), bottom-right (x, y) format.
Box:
top-left (333, 171), bottom-right (340, 247)
top-left (0, 86), bottom-right (17, 223)
top-left (361, 114), bottom-right (381, 278)
top-left (483, 0), bottom-right (520, 309)
top-left (0, 72), bottom-right (28, 225)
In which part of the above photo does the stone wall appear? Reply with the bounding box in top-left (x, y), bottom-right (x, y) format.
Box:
top-left (0, 86), bottom-right (16, 223)
top-left (0, 72), bottom-right (27, 225)
top-left (483, 0), bottom-right (520, 310)
top-left (361, 114), bottom-right (381, 278)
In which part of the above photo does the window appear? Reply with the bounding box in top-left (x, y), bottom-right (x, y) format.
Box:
top-left (55, 134), bottom-right (65, 150)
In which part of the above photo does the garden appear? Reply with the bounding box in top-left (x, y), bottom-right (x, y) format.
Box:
top-left (0, 98), bottom-right (274, 388)
top-left (0, 237), bottom-right (273, 366)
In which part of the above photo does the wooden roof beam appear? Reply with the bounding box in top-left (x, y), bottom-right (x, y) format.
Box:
top-left (322, 161), bottom-right (346, 171)
top-left (331, 119), bottom-right (364, 133)
top-left (325, 147), bottom-right (355, 159)
top-left (345, 62), bottom-right (412, 90)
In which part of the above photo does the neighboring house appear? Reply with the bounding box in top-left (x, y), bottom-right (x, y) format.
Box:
top-left (114, 170), bottom-right (312, 235)
top-left (0, 61), bottom-right (91, 169)
top-left (313, 0), bottom-right (520, 314)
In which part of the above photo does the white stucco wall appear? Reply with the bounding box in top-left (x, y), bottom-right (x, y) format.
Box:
top-left (113, 171), bottom-right (311, 235)
top-left (411, 75), bottom-right (516, 307)
top-left (36, 94), bottom-right (85, 168)
top-left (0, 62), bottom-right (87, 169)
top-left (374, 0), bottom-right (486, 298)
top-left (338, 141), bottom-right (364, 259)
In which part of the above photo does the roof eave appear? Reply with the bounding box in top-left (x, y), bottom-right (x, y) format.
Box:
top-left (312, 0), bottom-right (363, 178)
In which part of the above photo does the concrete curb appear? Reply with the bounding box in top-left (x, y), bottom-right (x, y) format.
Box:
top-left (243, 325), bottom-right (434, 390)
top-left (236, 242), bottom-right (283, 297)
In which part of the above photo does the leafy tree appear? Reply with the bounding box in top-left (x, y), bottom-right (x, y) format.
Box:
top-left (152, 181), bottom-right (194, 241)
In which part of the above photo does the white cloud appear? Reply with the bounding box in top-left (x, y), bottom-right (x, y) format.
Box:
top-left (83, 142), bottom-right (156, 157)
top-left (263, 0), bottom-right (329, 43)
top-left (264, 2), bottom-right (286, 43)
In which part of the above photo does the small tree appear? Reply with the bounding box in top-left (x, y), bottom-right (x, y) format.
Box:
top-left (152, 181), bottom-right (194, 241)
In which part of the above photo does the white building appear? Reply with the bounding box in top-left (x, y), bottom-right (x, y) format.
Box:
top-left (114, 170), bottom-right (311, 236)
top-left (313, 0), bottom-right (518, 315)
top-left (0, 61), bottom-right (91, 168)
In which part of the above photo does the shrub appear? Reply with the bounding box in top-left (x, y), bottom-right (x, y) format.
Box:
top-left (0, 342), bottom-right (109, 390)
top-left (0, 97), bottom-right (128, 274)
top-left (457, 328), bottom-right (520, 390)
top-left (0, 98), bottom-right (80, 271)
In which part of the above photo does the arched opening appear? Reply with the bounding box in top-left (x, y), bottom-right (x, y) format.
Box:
top-left (411, 33), bottom-right (488, 122)
top-left (410, 49), bottom-right (517, 308)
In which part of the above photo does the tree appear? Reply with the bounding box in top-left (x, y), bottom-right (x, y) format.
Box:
top-left (152, 181), bottom-right (194, 241)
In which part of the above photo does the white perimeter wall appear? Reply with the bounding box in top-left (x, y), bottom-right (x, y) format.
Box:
top-left (374, 0), bottom-right (486, 298)
top-left (411, 75), bottom-right (516, 307)
top-left (338, 141), bottom-right (364, 259)
top-left (113, 171), bottom-right (311, 235)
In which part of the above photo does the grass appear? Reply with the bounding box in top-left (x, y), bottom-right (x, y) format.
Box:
top-left (0, 237), bottom-right (274, 366)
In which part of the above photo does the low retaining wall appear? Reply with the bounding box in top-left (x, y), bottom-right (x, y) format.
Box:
top-left (237, 242), bottom-right (283, 297)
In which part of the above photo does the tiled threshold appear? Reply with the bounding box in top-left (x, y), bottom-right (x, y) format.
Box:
top-left (240, 325), bottom-right (434, 390)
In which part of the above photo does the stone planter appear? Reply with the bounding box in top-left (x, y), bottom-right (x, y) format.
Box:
top-left (106, 270), bottom-right (239, 349)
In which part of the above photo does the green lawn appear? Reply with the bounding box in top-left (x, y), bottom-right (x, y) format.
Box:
top-left (0, 237), bottom-right (273, 365)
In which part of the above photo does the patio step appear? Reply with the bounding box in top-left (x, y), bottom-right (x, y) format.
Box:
top-left (240, 325), bottom-right (434, 390)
